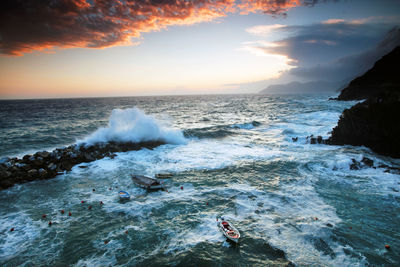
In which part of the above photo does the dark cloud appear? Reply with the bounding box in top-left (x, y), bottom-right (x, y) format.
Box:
top-left (246, 18), bottom-right (400, 81)
top-left (254, 20), bottom-right (394, 66)
top-left (289, 26), bottom-right (400, 81)
top-left (0, 0), bottom-right (322, 56)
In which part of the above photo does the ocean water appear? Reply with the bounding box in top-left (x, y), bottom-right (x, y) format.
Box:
top-left (0, 94), bottom-right (399, 266)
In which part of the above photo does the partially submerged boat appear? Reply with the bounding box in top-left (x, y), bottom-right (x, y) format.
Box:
top-left (131, 174), bottom-right (164, 190)
top-left (217, 218), bottom-right (240, 243)
top-left (118, 190), bottom-right (130, 200)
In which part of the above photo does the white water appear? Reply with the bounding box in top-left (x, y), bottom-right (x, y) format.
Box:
top-left (79, 107), bottom-right (187, 145)
top-left (1, 95), bottom-right (399, 266)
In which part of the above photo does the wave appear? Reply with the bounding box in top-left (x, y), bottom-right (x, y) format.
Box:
top-left (184, 126), bottom-right (236, 139)
top-left (184, 121), bottom-right (261, 139)
top-left (231, 121), bottom-right (261, 130)
top-left (78, 107), bottom-right (187, 145)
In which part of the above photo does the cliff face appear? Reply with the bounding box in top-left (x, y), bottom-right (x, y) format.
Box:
top-left (328, 46), bottom-right (400, 158)
top-left (337, 46), bottom-right (400, 100)
top-left (328, 92), bottom-right (400, 157)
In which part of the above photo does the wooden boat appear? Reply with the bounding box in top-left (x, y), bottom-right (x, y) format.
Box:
top-left (217, 218), bottom-right (240, 243)
top-left (131, 174), bottom-right (164, 190)
top-left (155, 173), bottom-right (173, 179)
top-left (118, 190), bottom-right (130, 200)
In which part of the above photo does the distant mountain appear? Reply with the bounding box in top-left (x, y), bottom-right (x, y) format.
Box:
top-left (337, 46), bottom-right (400, 100)
top-left (259, 80), bottom-right (345, 94)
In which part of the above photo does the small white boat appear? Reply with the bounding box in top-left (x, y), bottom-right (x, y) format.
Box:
top-left (118, 190), bottom-right (130, 200)
top-left (217, 218), bottom-right (240, 243)
top-left (131, 174), bottom-right (164, 190)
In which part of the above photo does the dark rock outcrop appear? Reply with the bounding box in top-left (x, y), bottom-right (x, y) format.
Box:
top-left (328, 87), bottom-right (400, 158)
top-left (306, 135), bottom-right (326, 145)
top-left (328, 46), bottom-right (400, 158)
top-left (0, 141), bottom-right (164, 190)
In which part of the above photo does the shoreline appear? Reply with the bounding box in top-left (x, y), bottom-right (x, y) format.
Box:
top-left (0, 141), bottom-right (164, 190)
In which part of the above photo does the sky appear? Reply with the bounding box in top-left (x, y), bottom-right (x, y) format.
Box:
top-left (0, 0), bottom-right (399, 99)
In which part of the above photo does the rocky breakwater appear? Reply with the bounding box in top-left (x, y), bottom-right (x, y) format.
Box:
top-left (0, 141), bottom-right (164, 190)
top-left (327, 46), bottom-right (400, 158)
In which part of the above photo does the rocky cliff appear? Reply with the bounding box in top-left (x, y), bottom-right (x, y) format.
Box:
top-left (337, 46), bottom-right (400, 100)
top-left (328, 46), bottom-right (400, 158)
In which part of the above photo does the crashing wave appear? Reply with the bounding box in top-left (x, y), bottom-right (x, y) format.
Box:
top-left (79, 107), bottom-right (187, 145)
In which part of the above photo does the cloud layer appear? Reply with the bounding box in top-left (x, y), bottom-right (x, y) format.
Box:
top-left (244, 17), bottom-right (400, 81)
top-left (0, 0), bottom-right (320, 56)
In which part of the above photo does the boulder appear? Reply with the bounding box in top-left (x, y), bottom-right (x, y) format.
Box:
top-left (22, 154), bottom-right (32, 163)
top-left (36, 151), bottom-right (50, 159)
top-left (361, 157), bottom-right (374, 167)
top-left (83, 153), bottom-right (95, 162)
top-left (38, 168), bottom-right (48, 179)
top-left (0, 170), bottom-right (12, 178)
top-left (350, 159), bottom-right (361, 170)
top-left (47, 163), bottom-right (57, 171)
top-left (27, 169), bottom-right (38, 177)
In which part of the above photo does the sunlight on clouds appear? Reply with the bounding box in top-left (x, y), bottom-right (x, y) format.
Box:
top-left (246, 24), bottom-right (287, 36)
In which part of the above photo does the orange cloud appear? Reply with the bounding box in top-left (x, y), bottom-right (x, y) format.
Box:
top-left (0, 0), bottom-right (319, 56)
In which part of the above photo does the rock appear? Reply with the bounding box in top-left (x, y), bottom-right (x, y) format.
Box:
top-left (317, 136), bottom-right (323, 144)
top-left (33, 156), bottom-right (44, 167)
top-left (310, 137), bottom-right (317, 144)
top-left (83, 153), bottom-right (95, 162)
top-left (27, 169), bottom-right (38, 177)
top-left (36, 151), bottom-right (50, 159)
top-left (329, 46), bottom-right (400, 158)
top-left (361, 157), bottom-right (374, 167)
top-left (327, 95), bottom-right (400, 158)
top-left (22, 154), bottom-right (32, 162)
top-left (2, 161), bottom-right (12, 168)
top-left (59, 160), bottom-right (74, 171)
top-left (47, 163), bottom-right (57, 171)
top-left (384, 166), bottom-right (400, 175)
top-left (350, 159), bottom-right (361, 170)
top-left (337, 46), bottom-right (400, 101)
top-left (38, 168), bottom-right (48, 178)
top-left (0, 140), bottom-right (165, 190)
top-left (0, 170), bottom-right (12, 178)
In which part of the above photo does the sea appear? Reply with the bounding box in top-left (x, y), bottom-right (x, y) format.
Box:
top-left (0, 94), bottom-right (399, 266)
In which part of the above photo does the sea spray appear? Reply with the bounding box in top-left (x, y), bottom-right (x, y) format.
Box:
top-left (79, 107), bottom-right (187, 145)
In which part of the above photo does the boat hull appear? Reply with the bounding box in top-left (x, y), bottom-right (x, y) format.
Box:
top-left (131, 174), bottom-right (164, 190)
top-left (118, 190), bottom-right (131, 200)
top-left (218, 220), bottom-right (240, 243)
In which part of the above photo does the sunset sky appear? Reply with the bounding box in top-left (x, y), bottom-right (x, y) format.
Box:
top-left (0, 0), bottom-right (399, 99)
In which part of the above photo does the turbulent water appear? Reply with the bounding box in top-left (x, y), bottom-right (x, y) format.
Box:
top-left (0, 94), bottom-right (399, 266)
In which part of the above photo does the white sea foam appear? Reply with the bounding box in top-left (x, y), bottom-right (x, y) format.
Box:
top-left (79, 107), bottom-right (187, 145)
top-left (227, 182), bottom-right (367, 267)
top-left (0, 212), bottom-right (41, 260)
